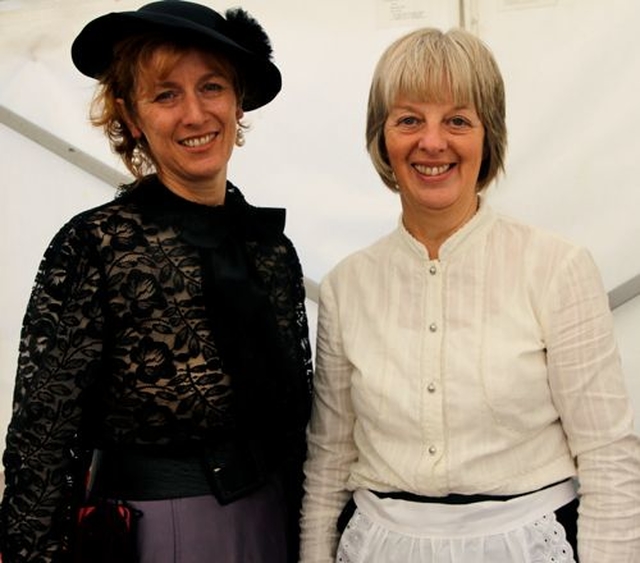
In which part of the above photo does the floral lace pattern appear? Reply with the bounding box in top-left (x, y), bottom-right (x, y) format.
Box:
top-left (336, 510), bottom-right (371, 563)
top-left (0, 178), bottom-right (313, 562)
top-left (529, 513), bottom-right (576, 563)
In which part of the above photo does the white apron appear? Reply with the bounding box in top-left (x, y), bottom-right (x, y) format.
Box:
top-left (336, 480), bottom-right (577, 563)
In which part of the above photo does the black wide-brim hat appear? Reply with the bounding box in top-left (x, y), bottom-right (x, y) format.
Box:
top-left (71, 1), bottom-right (282, 111)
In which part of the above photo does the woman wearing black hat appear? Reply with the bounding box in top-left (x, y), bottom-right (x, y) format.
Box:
top-left (0, 2), bottom-right (312, 562)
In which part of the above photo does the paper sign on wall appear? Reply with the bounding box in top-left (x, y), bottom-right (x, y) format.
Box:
top-left (499, 0), bottom-right (558, 9)
top-left (377, 0), bottom-right (430, 28)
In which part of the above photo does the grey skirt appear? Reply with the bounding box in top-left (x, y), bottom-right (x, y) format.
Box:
top-left (128, 477), bottom-right (288, 563)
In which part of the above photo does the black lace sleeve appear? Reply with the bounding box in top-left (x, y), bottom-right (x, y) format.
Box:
top-left (274, 236), bottom-right (314, 563)
top-left (0, 218), bottom-right (106, 563)
top-left (281, 235), bottom-right (314, 449)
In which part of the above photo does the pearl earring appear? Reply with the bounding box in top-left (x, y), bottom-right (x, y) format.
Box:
top-left (131, 143), bottom-right (143, 168)
top-left (235, 128), bottom-right (245, 147)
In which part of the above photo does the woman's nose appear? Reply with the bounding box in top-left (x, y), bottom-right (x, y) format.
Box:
top-left (182, 93), bottom-right (207, 123)
top-left (417, 125), bottom-right (447, 153)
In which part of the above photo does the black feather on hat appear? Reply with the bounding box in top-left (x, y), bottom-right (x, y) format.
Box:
top-left (224, 8), bottom-right (274, 60)
top-left (71, 1), bottom-right (282, 111)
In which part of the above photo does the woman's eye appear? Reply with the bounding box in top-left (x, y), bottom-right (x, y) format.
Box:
top-left (153, 90), bottom-right (177, 103)
top-left (202, 82), bottom-right (224, 94)
top-left (397, 116), bottom-right (420, 127)
top-left (449, 116), bottom-right (471, 128)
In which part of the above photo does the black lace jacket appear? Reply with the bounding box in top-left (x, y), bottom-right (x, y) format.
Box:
top-left (0, 177), bottom-right (313, 563)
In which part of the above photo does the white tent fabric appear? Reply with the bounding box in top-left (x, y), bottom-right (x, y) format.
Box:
top-left (1, 0), bottom-right (639, 492)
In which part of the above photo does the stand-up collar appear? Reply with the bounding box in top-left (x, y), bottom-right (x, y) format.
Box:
top-left (396, 195), bottom-right (496, 260)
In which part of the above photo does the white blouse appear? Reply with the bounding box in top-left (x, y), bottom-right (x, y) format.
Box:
top-left (299, 201), bottom-right (640, 562)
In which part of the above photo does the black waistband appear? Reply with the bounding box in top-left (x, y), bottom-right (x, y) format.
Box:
top-left (91, 438), bottom-right (267, 503)
top-left (372, 479), bottom-right (570, 505)
top-left (91, 449), bottom-right (211, 501)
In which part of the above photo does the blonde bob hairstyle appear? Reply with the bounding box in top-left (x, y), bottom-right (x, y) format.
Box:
top-left (90, 33), bottom-right (245, 183)
top-left (366, 27), bottom-right (507, 192)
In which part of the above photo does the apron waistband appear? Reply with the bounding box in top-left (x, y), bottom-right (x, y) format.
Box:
top-left (372, 479), bottom-right (569, 505)
top-left (354, 479), bottom-right (577, 538)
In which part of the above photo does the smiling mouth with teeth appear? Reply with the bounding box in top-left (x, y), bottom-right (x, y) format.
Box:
top-left (180, 134), bottom-right (216, 147)
top-left (414, 163), bottom-right (452, 176)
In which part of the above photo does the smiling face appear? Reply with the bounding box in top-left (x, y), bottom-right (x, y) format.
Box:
top-left (124, 46), bottom-right (242, 204)
top-left (384, 97), bottom-right (485, 225)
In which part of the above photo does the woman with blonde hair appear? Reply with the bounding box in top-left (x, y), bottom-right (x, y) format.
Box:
top-left (300, 27), bottom-right (640, 563)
